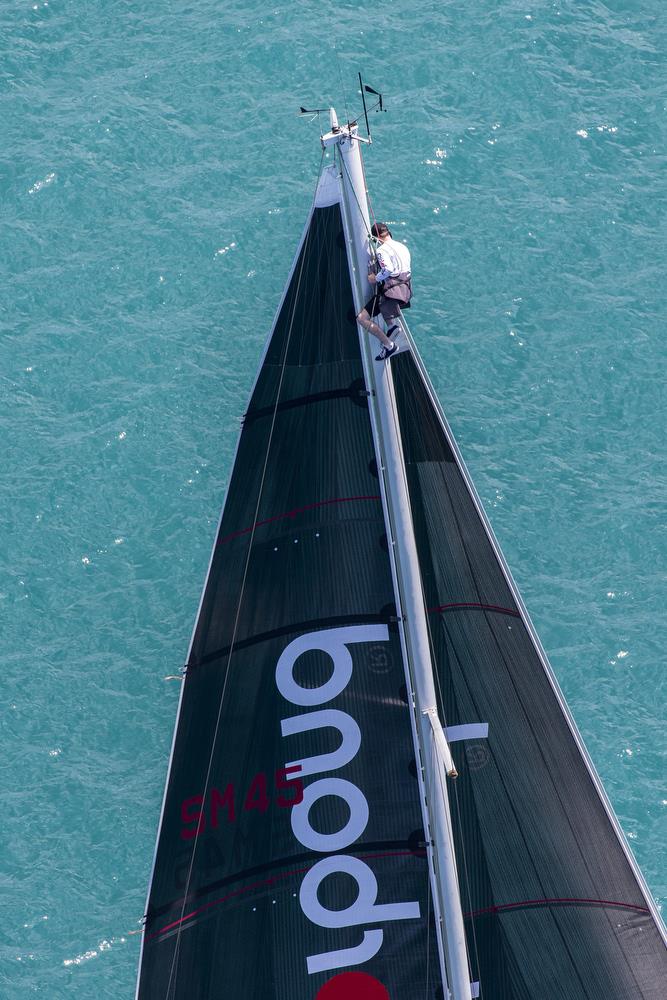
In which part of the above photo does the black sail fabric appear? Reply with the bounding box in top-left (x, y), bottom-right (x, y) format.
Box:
top-left (137, 204), bottom-right (440, 999)
top-left (392, 351), bottom-right (667, 999)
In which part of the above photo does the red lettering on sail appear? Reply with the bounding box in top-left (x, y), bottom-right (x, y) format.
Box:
top-left (211, 783), bottom-right (235, 827)
top-left (243, 772), bottom-right (270, 813)
top-left (179, 768), bottom-right (305, 838)
top-left (180, 794), bottom-right (205, 840)
top-left (275, 765), bottom-right (304, 807)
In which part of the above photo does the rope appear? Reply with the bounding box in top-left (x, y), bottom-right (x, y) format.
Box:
top-left (359, 142), bottom-right (379, 233)
top-left (163, 149), bottom-right (327, 998)
top-left (333, 45), bottom-right (351, 127)
top-left (338, 146), bottom-right (375, 248)
top-left (337, 147), bottom-right (386, 328)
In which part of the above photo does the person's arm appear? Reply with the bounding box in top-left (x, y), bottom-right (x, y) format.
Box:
top-left (374, 246), bottom-right (394, 283)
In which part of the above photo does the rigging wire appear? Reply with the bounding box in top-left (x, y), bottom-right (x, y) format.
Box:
top-left (337, 143), bottom-right (384, 318)
top-left (333, 45), bottom-right (351, 128)
top-left (333, 115), bottom-right (381, 247)
top-left (334, 139), bottom-right (385, 322)
top-left (359, 143), bottom-right (379, 233)
top-left (163, 149), bottom-right (327, 998)
top-left (338, 148), bottom-right (375, 248)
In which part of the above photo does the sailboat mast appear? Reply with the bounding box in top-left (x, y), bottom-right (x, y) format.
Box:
top-left (323, 110), bottom-right (473, 1000)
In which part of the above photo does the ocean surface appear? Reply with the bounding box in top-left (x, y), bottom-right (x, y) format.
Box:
top-left (2, 0), bottom-right (665, 995)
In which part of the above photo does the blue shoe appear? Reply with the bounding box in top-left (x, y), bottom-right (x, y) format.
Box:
top-left (376, 341), bottom-right (398, 361)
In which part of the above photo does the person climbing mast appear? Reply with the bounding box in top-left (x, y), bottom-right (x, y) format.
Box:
top-left (356, 221), bottom-right (412, 360)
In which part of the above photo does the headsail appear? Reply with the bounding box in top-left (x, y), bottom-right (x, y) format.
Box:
top-left (136, 169), bottom-right (441, 999)
top-left (391, 346), bottom-right (667, 997)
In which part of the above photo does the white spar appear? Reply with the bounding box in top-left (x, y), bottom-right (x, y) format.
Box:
top-left (325, 111), bottom-right (474, 1000)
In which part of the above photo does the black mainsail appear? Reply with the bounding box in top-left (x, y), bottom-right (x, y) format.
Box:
top-left (137, 182), bottom-right (440, 998)
top-left (137, 113), bottom-right (667, 999)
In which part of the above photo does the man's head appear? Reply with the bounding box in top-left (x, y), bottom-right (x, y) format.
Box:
top-left (371, 222), bottom-right (391, 242)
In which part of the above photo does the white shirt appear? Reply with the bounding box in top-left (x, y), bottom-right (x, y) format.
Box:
top-left (373, 237), bottom-right (411, 283)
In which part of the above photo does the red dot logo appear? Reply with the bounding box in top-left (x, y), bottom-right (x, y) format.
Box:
top-left (315, 971), bottom-right (390, 999)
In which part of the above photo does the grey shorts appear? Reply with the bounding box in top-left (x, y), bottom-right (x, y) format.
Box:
top-left (364, 293), bottom-right (405, 325)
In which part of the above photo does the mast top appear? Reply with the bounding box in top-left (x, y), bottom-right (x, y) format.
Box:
top-left (300, 76), bottom-right (384, 146)
top-left (320, 105), bottom-right (371, 149)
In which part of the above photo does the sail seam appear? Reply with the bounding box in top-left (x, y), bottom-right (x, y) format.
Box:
top-left (429, 602), bottom-right (520, 618)
top-left (464, 897), bottom-right (651, 919)
top-left (190, 611), bottom-right (396, 668)
top-left (243, 384), bottom-right (370, 422)
top-left (147, 839), bottom-right (425, 920)
top-left (218, 494), bottom-right (381, 544)
top-left (149, 850), bottom-right (425, 940)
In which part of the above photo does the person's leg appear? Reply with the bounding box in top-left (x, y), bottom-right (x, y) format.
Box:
top-left (357, 295), bottom-right (396, 347)
top-left (356, 306), bottom-right (394, 348)
top-left (379, 299), bottom-right (402, 340)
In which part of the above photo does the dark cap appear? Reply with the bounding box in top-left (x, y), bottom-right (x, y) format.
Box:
top-left (370, 222), bottom-right (390, 238)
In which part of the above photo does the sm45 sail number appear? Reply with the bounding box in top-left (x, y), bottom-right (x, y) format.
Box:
top-left (180, 766), bottom-right (303, 839)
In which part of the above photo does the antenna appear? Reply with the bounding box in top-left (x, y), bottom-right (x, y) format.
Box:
top-left (359, 72), bottom-right (371, 140)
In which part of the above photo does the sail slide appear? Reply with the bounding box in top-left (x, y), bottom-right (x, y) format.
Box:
top-left (391, 349), bottom-right (667, 998)
top-left (136, 179), bottom-right (441, 998)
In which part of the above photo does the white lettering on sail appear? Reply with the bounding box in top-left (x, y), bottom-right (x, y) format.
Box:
top-left (300, 855), bottom-right (421, 928)
top-left (306, 929), bottom-right (384, 975)
top-left (291, 777), bottom-right (369, 852)
top-left (276, 624), bottom-right (389, 706)
top-left (281, 709), bottom-right (361, 777)
top-left (276, 624), bottom-right (420, 978)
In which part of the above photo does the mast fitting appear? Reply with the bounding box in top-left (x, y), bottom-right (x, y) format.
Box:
top-left (424, 707), bottom-right (458, 778)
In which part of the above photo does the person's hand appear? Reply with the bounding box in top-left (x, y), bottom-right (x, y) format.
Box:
top-left (368, 272), bottom-right (377, 284)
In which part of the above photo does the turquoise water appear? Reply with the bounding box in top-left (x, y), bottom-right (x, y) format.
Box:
top-left (2, 1), bottom-right (665, 994)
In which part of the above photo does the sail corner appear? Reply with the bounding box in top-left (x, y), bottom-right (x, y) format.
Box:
top-left (314, 164), bottom-right (341, 207)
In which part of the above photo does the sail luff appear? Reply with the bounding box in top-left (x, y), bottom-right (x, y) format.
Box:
top-left (335, 123), bottom-right (473, 1000)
